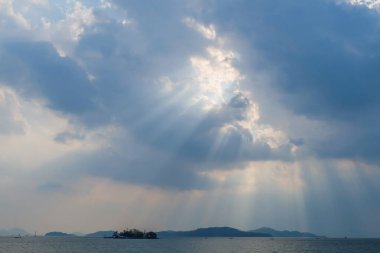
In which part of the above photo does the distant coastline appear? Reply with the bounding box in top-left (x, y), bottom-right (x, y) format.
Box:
top-left (45, 232), bottom-right (77, 237)
top-left (157, 227), bottom-right (271, 238)
top-left (156, 227), bottom-right (322, 238)
top-left (41, 226), bottom-right (322, 238)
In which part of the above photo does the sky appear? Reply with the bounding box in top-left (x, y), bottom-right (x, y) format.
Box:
top-left (0, 0), bottom-right (380, 237)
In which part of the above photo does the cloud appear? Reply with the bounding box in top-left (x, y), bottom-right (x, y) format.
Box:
top-left (42, 0), bottom-right (292, 189)
top-left (0, 41), bottom-right (99, 117)
top-left (54, 131), bottom-right (85, 144)
top-left (0, 86), bottom-right (28, 134)
top-left (0, 0), bottom-right (30, 30)
top-left (2, 0), bottom-right (378, 189)
top-left (0, 0), bottom-right (380, 237)
top-left (37, 182), bottom-right (64, 192)
top-left (203, 0), bottom-right (380, 164)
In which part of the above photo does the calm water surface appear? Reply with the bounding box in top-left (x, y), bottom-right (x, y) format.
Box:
top-left (0, 237), bottom-right (379, 253)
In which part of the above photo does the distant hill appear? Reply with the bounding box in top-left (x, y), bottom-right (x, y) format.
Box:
top-left (44, 226), bottom-right (321, 238)
top-left (71, 232), bottom-right (85, 236)
top-left (0, 228), bottom-right (29, 236)
top-left (158, 227), bottom-right (271, 238)
top-left (250, 227), bottom-right (319, 237)
top-left (45, 231), bottom-right (77, 237)
top-left (86, 231), bottom-right (114, 237)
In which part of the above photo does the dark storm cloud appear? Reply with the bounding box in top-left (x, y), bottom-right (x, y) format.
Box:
top-left (202, 0), bottom-right (380, 164)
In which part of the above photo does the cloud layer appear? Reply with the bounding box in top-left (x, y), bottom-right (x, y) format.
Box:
top-left (0, 0), bottom-right (379, 237)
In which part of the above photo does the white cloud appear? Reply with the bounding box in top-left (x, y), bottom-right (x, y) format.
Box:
top-left (190, 47), bottom-right (243, 110)
top-left (0, 86), bottom-right (110, 171)
top-left (348, 0), bottom-right (380, 8)
top-left (183, 17), bottom-right (216, 40)
top-left (0, 0), bottom-right (97, 57)
top-left (0, 0), bottom-right (31, 30)
top-left (100, 0), bottom-right (112, 9)
top-left (38, 1), bottom-right (95, 56)
top-left (184, 19), bottom-right (292, 153)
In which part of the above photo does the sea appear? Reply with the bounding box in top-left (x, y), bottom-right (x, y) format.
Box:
top-left (0, 237), bottom-right (380, 253)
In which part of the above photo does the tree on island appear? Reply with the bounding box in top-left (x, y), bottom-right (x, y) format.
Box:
top-left (145, 231), bottom-right (157, 239)
top-left (112, 229), bottom-right (157, 239)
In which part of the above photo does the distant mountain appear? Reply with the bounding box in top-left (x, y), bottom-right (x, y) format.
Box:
top-left (45, 231), bottom-right (77, 237)
top-left (72, 232), bottom-right (85, 236)
top-left (250, 227), bottom-right (319, 237)
top-left (86, 231), bottom-right (114, 237)
top-left (0, 228), bottom-right (29, 236)
top-left (158, 227), bottom-right (271, 238)
top-left (44, 226), bottom-right (321, 238)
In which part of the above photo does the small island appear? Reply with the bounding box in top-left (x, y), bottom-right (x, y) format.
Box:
top-left (110, 229), bottom-right (157, 239)
top-left (45, 231), bottom-right (76, 237)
